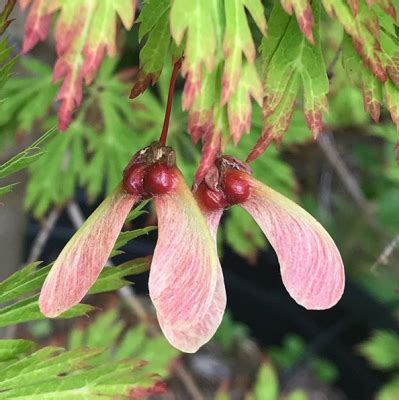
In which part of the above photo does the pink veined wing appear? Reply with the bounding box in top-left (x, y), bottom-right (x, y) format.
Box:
top-left (39, 185), bottom-right (138, 317)
top-left (157, 209), bottom-right (226, 353)
top-left (241, 176), bottom-right (345, 310)
top-left (149, 172), bottom-right (220, 333)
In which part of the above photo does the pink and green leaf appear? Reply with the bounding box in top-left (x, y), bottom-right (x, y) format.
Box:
top-left (39, 185), bottom-right (137, 318)
top-left (251, 1), bottom-right (328, 161)
top-left (222, 0), bottom-right (265, 104)
top-left (170, 0), bottom-right (220, 109)
top-left (367, 0), bottom-right (397, 20)
top-left (342, 34), bottom-right (383, 122)
top-left (384, 79), bottom-right (399, 128)
top-left (130, 0), bottom-right (171, 98)
top-left (228, 62), bottom-right (263, 144)
top-left (322, 0), bottom-right (387, 82)
top-left (21, 0), bottom-right (137, 130)
top-left (280, 0), bottom-right (315, 43)
top-left (188, 69), bottom-right (217, 144)
top-left (247, 74), bottom-right (300, 162)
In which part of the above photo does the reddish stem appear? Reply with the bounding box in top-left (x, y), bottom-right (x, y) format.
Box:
top-left (159, 59), bottom-right (182, 146)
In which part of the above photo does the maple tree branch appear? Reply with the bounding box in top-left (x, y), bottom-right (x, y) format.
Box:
top-left (159, 58), bottom-right (182, 146)
top-left (27, 207), bottom-right (62, 263)
top-left (317, 132), bottom-right (371, 216)
top-left (371, 233), bottom-right (399, 272)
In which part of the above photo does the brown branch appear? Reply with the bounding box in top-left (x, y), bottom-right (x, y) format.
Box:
top-left (317, 132), bottom-right (375, 220)
top-left (27, 207), bottom-right (62, 263)
top-left (371, 233), bottom-right (399, 272)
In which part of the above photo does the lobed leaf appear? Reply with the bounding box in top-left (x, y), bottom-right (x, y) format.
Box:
top-left (0, 339), bottom-right (36, 362)
top-left (0, 58), bottom-right (58, 141)
top-left (68, 308), bottom-right (178, 377)
top-left (170, 0), bottom-right (221, 109)
top-left (19, 0), bottom-right (137, 130)
top-left (0, 345), bottom-right (165, 399)
top-left (130, 0), bottom-right (172, 98)
top-left (248, 1), bottom-right (328, 162)
top-left (281, 0), bottom-right (314, 43)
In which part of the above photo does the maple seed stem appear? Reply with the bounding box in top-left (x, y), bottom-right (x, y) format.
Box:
top-left (159, 59), bottom-right (182, 146)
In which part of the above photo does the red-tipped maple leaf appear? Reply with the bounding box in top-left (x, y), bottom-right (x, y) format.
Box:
top-left (19, 0), bottom-right (136, 130)
top-left (247, 1), bottom-right (328, 162)
top-left (280, 0), bottom-right (315, 43)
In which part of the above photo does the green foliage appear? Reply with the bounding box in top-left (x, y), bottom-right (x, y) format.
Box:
top-left (22, 58), bottom-right (137, 217)
top-left (252, 362), bottom-right (279, 400)
top-left (377, 377), bottom-right (399, 400)
top-left (0, 339), bottom-right (36, 362)
top-left (0, 213), bottom-right (151, 327)
top-left (256, 0), bottom-right (328, 150)
top-left (360, 331), bottom-right (399, 400)
top-left (0, 203), bottom-right (164, 398)
top-left (214, 310), bottom-right (249, 350)
top-left (131, 0), bottom-right (173, 96)
top-left (0, 129), bottom-right (56, 198)
top-left (360, 331), bottom-right (399, 370)
top-left (248, 361), bottom-right (309, 400)
top-left (0, 346), bottom-right (165, 399)
top-left (269, 334), bottom-right (339, 384)
top-left (68, 308), bottom-right (178, 378)
top-left (0, 38), bottom-right (17, 95)
top-left (0, 194), bottom-right (169, 399)
top-left (0, 59), bottom-right (58, 148)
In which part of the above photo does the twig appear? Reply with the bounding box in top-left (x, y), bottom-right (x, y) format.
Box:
top-left (317, 132), bottom-right (374, 220)
top-left (318, 163), bottom-right (333, 219)
top-left (371, 233), bottom-right (399, 272)
top-left (174, 364), bottom-right (204, 400)
top-left (27, 207), bottom-right (62, 263)
top-left (327, 46), bottom-right (342, 80)
top-left (66, 200), bottom-right (204, 399)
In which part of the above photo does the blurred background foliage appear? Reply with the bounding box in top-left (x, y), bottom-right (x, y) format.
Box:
top-left (1, 1), bottom-right (399, 399)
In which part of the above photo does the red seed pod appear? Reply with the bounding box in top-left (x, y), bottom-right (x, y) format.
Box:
top-left (196, 182), bottom-right (228, 211)
top-left (122, 163), bottom-right (147, 195)
top-left (223, 169), bottom-right (250, 205)
top-left (143, 163), bottom-right (178, 195)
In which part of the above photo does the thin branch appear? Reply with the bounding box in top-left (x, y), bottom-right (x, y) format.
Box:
top-left (371, 233), bottom-right (399, 272)
top-left (159, 58), bottom-right (182, 146)
top-left (327, 46), bottom-right (342, 80)
top-left (317, 132), bottom-right (374, 219)
top-left (27, 207), bottom-right (62, 263)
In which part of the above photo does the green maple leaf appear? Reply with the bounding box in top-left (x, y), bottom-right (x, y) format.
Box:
top-left (0, 58), bottom-right (58, 149)
top-left (130, 0), bottom-right (173, 98)
top-left (221, 0), bottom-right (266, 104)
top-left (322, 0), bottom-right (387, 82)
top-left (247, 0), bottom-right (328, 162)
top-left (170, 0), bottom-right (223, 109)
